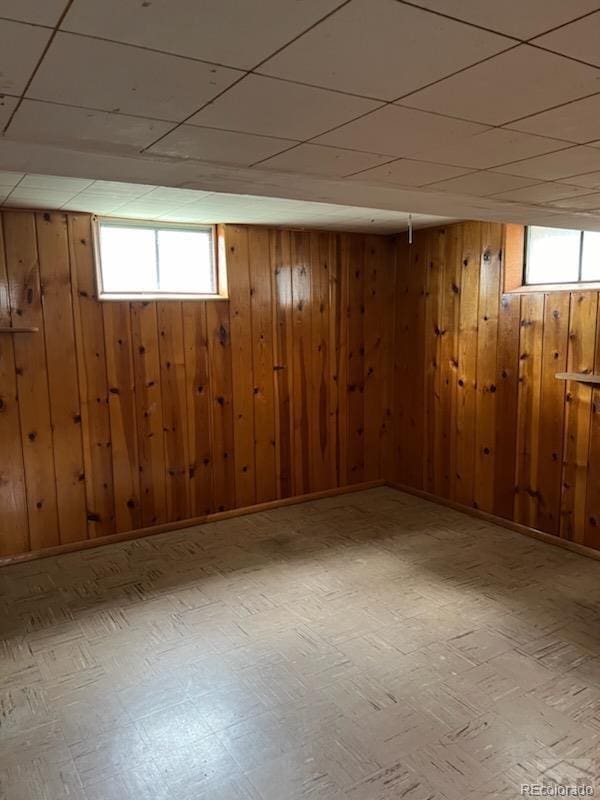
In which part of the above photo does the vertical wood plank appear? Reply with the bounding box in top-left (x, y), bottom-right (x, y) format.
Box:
top-left (206, 299), bottom-right (235, 512)
top-left (271, 230), bottom-right (294, 499)
top-left (514, 294), bottom-right (544, 527)
top-left (310, 231), bottom-right (332, 490)
top-left (227, 226), bottom-right (256, 507)
top-left (536, 293), bottom-right (569, 534)
top-left (249, 227), bottom-right (277, 503)
top-left (182, 301), bottom-right (213, 517)
top-left (454, 222), bottom-right (481, 507)
top-left (473, 223), bottom-right (502, 513)
top-left (4, 211), bottom-right (60, 550)
top-left (157, 301), bottom-right (190, 522)
top-left (291, 231), bottom-right (312, 494)
top-left (0, 214), bottom-right (28, 555)
top-left (423, 229), bottom-right (445, 493)
top-left (131, 301), bottom-right (167, 526)
top-left (68, 213), bottom-right (115, 537)
top-left (103, 301), bottom-right (141, 532)
top-left (561, 292), bottom-right (598, 542)
top-left (346, 234), bottom-right (365, 484)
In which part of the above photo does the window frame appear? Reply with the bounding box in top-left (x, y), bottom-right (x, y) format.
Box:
top-left (92, 216), bottom-right (227, 301)
top-left (503, 223), bottom-right (600, 294)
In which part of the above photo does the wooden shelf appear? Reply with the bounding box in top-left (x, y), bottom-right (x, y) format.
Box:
top-left (0, 327), bottom-right (39, 334)
top-left (555, 372), bottom-right (600, 385)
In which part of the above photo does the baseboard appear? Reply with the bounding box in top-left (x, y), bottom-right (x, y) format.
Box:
top-left (0, 480), bottom-right (386, 567)
top-left (387, 481), bottom-right (600, 562)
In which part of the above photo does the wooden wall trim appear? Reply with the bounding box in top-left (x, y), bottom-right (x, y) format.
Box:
top-left (387, 482), bottom-right (600, 562)
top-left (0, 480), bottom-right (385, 567)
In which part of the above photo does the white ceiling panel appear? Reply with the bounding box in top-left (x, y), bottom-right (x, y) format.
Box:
top-left (403, 45), bottom-right (600, 126)
top-left (60, 193), bottom-right (125, 213)
top-left (259, 143), bottom-right (390, 177)
top-left (7, 100), bottom-right (173, 153)
top-left (348, 159), bottom-right (470, 187)
top-left (411, 128), bottom-right (568, 169)
top-left (494, 146), bottom-right (600, 181)
top-left (0, 19), bottom-right (52, 95)
top-left (426, 171), bottom-right (539, 196)
top-left (0, 170), bottom-right (23, 188)
top-left (563, 171), bottom-right (600, 189)
top-left (534, 11), bottom-right (600, 67)
top-left (315, 105), bottom-right (488, 157)
top-left (508, 93), bottom-right (600, 144)
top-left (83, 181), bottom-right (155, 197)
top-left (18, 173), bottom-right (93, 191)
top-left (491, 182), bottom-right (594, 203)
top-left (406, 0), bottom-right (600, 39)
top-left (62, 0), bottom-right (343, 70)
top-left (147, 125), bottom-right (295, 167)
top-left (5, 188), bottom-right (80, 207)
top-left (188, 74), bottom-right (381, 141)
top-left (27, 32), bottom-right (242, 121)
top-left (547, 192), bottom-right (600, 210)
top-left (260, 0), bottom-right (512, 100)
top-left (0, 0), bottom-right (68, 26)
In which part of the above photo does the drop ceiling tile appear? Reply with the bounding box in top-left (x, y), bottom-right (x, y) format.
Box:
top-left (7, 100), bottom-right (174, 154)
top-left (347, 159), bottom-right (470, 186)
top-left (0, 19), bottom-right (52, 95)
top-left (0, 170), bottom-right (23, 187)
top-left (260, 0), bottom-right (512, 100)
top-left (426, 171), bottom-right (539, 196)
top-left (508, 93), bottom-right (600, 144)
top-left (27, 32), bottom-right (242, 121)
top-left (62, 193), bottom-right (125, 214)
top-left (491, 182), bottom-right (594, 202)
top-left (494, 146), bottom-right (600, 180)
top-left (562, 171), bottom-right (600, 189)
top-left (5, 188), bottom-right (79, 207)
top-left (314, 105), bottom-right (488, 157)
top-left (19, 174), bottom-right (94, 191)
top-left (139, 187), bottom-right (212, 203)
top-left (86, 181), bottom-right (155, 197)
top-left (403, 45), bottom-right (600, 126)
top-left (0, 95), bottom-right (18, 129)
top-left (258, 143), bottom-right (390, 177)
top-left (547, 192), bottom-right (600, 210)
top-left (534, 11), bottom-right (600, 67)
top-left (188, 75), bottom-right (381, 140)
top-left (147, 125), bottom-right (295, 167)
top-left (62, 0), bottom-right (342, 70)
top-left (0, 0), bottom-right (67, 26)
top-left (411, 128), bottom-right (567, 169)
top-left (407, 0), bottom-right (600, 39)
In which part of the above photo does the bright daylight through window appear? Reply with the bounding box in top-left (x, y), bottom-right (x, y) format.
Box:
top-left (95, 219), bottom-right (218, 299)
top-left (525, 225), bottom-right (600, 286)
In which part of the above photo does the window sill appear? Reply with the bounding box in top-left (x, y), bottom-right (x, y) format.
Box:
top-left (504, 282), bottom-right (600, 294)
top-left (98, 292), bottom-right (228, 302)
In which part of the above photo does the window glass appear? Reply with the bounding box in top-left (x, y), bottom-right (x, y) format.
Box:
top-left (525, 226), bottom-right (580, 285)
top-left (97, 221), bottom-right (216, 298)
top-left (581, 231), bottom-right (600, 281)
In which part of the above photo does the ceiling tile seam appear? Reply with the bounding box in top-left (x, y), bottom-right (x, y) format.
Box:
top-left (524, 6), bottom-right (600, 41)
top-left (393, 0), bottom-right (523, 42)
top-left (14, 94), bottom-right (186, 126)
top-left (0, 16), bottom-right (53, 30)
top-left (489, 162), bottom-right (600, 182)
top-left (499, 89), bottom-right (600, 129)
top-left (527, 40), bottom-right (600, 73)
top-left (397, 0), bottom-right (600, 45)
top-left (63, 180), bottom-right (163, 208)
top-left (488, 187), bottom-right (600, 201)
top-left (341, 156), bottom-right (421, 178)
top-left (426, 177), bottom-right (547, 194)
top-left (389, 43), bottom-right (522, 105)
top-left (137, 0), bottom-right (354, 154)
top-left (2, 0), bottom-right (76, 136)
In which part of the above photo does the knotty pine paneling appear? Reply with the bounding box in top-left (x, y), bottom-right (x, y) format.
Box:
top-left (390, 221), bottom-right (600, 552)
top-left (0, 212), bottom-right (393, 556)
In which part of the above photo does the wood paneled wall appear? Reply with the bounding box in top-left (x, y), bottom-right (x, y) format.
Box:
top-left (0, 211), bottom-right (394, 556)
top-left (390, 221), bottom-right (600, 553)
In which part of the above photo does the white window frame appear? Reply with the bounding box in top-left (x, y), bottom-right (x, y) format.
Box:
top-left (92, 216), bottom-right (227, 301)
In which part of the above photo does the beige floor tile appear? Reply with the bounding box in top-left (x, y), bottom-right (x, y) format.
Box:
top-left (1, 488), bottom-right (599, 798)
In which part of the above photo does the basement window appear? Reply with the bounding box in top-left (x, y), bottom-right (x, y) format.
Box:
top-left (524, 225), bottom-right (600, 287)
top-left (94, 218), bottom-right (226, 300)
